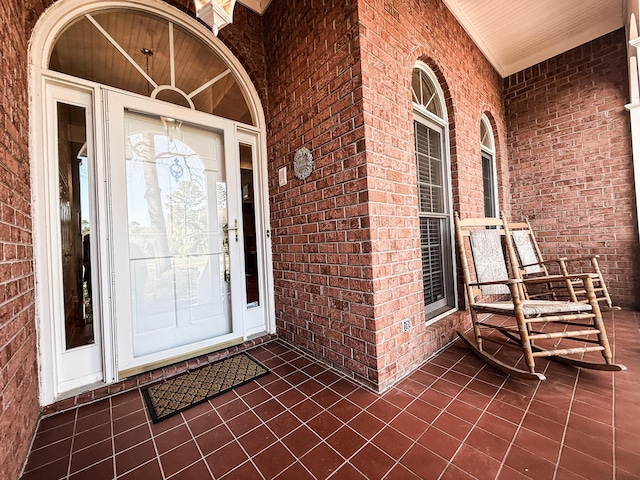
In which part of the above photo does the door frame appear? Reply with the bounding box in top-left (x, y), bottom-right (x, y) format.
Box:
top-left (29, 0), bottom-right (273, 406)
top-left (32, 71), bottom-right (275, 405)
top-left (33, 78), bottom-right (111, 398)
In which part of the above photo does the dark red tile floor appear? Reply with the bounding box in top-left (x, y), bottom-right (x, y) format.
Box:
top-left (21, 310), bottom-right (640, 479)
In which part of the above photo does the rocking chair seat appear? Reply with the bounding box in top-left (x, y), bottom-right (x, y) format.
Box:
top-left (475, 299), bottom-right (592, 315)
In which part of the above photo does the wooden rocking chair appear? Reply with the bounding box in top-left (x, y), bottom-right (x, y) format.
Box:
top-left (454, 212), bottom-right (626, 380)
top-left (508, 217), bottom-right (618, 310)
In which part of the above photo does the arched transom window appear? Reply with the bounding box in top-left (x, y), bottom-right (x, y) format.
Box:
top-left (412, 67), bottom-right (443, 118)
top-left (49, 9), bottom-right (253, 125)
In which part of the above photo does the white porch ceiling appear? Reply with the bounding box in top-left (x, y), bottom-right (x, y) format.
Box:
top-left (441, 0), bottom-right (625, 77)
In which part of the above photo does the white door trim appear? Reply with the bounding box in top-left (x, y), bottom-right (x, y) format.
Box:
top-left (29, 0), bottom-right (273, 406)
top-left (32, 77), bottom-right (109, 402)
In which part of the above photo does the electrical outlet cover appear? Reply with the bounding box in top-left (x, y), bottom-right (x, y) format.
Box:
top-left (278, 166), bottom-right (287, 186)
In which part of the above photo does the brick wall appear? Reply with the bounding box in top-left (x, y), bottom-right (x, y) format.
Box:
top-left (263, 1), bottom-right (377, 386)
top-left (9, 15), bottom-right (634, 480)
top-left (217, 3), bottom-right (269, 109)
top-left (505, 30), bottom-right (639, 309)
top-left (357, 0), bottom-right (508, 389)
top-left (263, 0), bottom-right (508, 390)
top-left (1, 1), bottom-right (40, 479)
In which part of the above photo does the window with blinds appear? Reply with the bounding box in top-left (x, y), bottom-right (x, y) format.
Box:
top-left (415, 122), bottom-right (444, 214)
top-left (480, 116), bottom-right (497, 218)
top-left (414, 120), bottom-right (452, 315)
top-left (420, 217), bottom-right (445, 304)
top-left (412, 64), bottom-right (455, 321)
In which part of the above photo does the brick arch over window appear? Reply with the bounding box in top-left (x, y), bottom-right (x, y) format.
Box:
top-left (414, 56), bottom-right (457, 124)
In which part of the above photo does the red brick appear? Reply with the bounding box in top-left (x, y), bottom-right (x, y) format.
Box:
top-left (504, 30), bottom-right (636, 308)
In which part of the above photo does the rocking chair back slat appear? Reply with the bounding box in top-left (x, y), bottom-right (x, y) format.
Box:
top-left (469, 229), bottom-right (510, 295)
top-left (511, 229), bottom-right (542, 274)
top-left (508, 218), bottom-right (617, 309)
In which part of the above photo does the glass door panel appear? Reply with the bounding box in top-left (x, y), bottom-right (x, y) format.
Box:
top-left (57, 102), bottom-right (95, 349)
top-left (108, 91), bottom-right (243, 376)
top-left (240, 143), bottom-right (260, 308)
top-left (124, 112), bottom-right (231, 357)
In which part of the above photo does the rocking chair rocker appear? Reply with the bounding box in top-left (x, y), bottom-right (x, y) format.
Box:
top-left (454, 212), bottom-right (626, 380)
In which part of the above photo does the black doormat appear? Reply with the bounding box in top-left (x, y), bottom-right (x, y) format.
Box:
top-left (142, 353), bottom-right (269, 423)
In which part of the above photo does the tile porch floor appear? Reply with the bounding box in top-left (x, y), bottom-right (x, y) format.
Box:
top-left (21, 310), bottom-right (640, 479)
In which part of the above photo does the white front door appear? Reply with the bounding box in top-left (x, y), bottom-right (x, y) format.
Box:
top-left (107, 91), bottom-right (244, 377)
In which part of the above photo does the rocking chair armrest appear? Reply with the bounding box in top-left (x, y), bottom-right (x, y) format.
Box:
top-left (520, 260), bottom-right (546, 268)
top-left (522, 258), bottom-right (566, 267)
top-left (469, 279), bottom-right (522, 287)
top-left (521, 273), bottom-right (598, 285)
top-left (520, 258), bottom-right (576, 269)
top-left (540, 255), bottom-right (600, 263)
top-left (557, 254), bottom-right (600, 262)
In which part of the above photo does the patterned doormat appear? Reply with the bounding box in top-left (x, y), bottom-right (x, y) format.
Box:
top-left (142, 353), bottom-right (269, 423)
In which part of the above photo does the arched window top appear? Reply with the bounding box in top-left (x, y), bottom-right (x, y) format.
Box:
top-left (480, 114), bottom-right (494, 152)
top-left (412, 63), bottom-right (445, 121)
top-left (48, 8), bottom-right (253, 125)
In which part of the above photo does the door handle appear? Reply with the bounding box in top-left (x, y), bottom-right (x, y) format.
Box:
top-left (224, 219), bottom-right (239, 242)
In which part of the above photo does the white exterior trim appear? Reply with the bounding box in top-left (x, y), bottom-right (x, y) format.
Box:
top-left (628, 9), bottom-right (640, 242)
top-left (237, 0), bottom-right (272, 15)
top-left (480, 114), bottom-right (499, 218)
top-left (412, 61), bottom-right (458, 324)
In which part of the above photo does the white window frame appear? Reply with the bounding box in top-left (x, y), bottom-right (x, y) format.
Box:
top-left (480, 114), bottom-right (499, 218)
top-left (412, 62), bottom-right (457, 323)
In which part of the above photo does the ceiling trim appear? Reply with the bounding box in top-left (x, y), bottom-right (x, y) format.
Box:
top-left (441, 0), bottom-right (505, 75)
top-left (237, 1), bottom-right (624, 78)
top-left (238, 0), bottom-right (272, 15)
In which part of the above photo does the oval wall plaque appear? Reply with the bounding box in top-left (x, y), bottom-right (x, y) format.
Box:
top-left (293, 147), bottom-right (314, 180)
